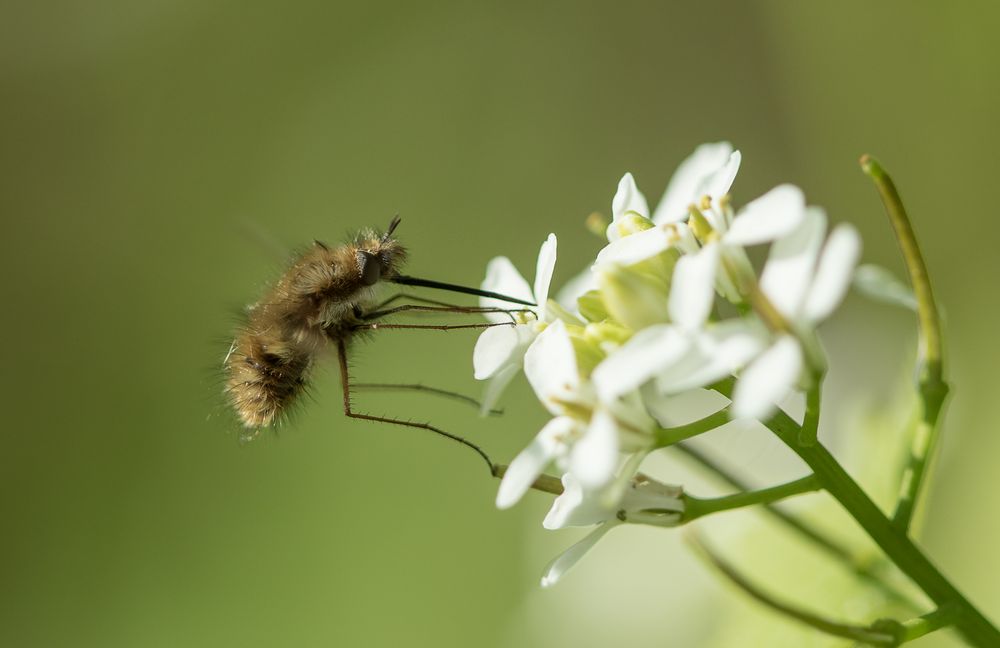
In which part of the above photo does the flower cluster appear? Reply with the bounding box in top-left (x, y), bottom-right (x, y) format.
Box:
top-left (473, 143), bottom-right (861, 586)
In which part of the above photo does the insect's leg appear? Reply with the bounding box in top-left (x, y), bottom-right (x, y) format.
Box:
top-left (351, 321), bottom-right (517, 333)
top-left (374, 292), bottom-right (466, 309)
top-left (351, 382), bottom-right (503, 416)
top-left (337, 339), bottom-right (497, 475)
top-left (361, 304), bottom-right (531, 322)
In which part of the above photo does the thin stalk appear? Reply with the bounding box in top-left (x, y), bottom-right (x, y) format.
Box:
top-left (799, 381), bottom-right (823, 447)
top-left (899, 604), bottom-right (959, 643)
top-left (688, 533), bottom-right (898, 645)
top-left (673, 442), bottom-right (921, 610)
top-left (860, 155), bottom-right (950, 533)
top-left (766, 410), bottom-right (999, 646)
top-left (654, 409), bottom-right (731, 447)
top-left (682, 474), bottom-right (820, 522)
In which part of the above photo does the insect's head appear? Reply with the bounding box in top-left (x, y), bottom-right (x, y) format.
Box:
top-left (355, 215), bottom-right (407, 286)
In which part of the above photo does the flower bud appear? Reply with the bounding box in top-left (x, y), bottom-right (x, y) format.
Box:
top-left (577, 289), bottom-right (610, 323)
top-left (606, 211), bottom-right (655, 242)
top-left (596, 263), bottom-right (670, 332)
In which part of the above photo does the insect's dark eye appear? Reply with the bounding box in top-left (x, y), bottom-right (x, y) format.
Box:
top-left (357, 251), bottom-right (382, 286)
top-left (380, 252), bottom-right (393, 272)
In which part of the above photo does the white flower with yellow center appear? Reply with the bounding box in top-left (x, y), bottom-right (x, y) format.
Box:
top-left (473, 234), bottom-right (557, 411)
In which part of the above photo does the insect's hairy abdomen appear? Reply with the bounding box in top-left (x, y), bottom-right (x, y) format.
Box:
top-left (224, 329), bottom-right (312, 429)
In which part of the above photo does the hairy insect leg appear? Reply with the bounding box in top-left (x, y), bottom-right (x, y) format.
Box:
top-left (351, 321), bottom-right (517, 333)
top-left (337, 339), bottom-right (497, 474)
top-left (374, 292), bottom-right (466, 309)
top-left (352, 382), bottom-right (503, 416)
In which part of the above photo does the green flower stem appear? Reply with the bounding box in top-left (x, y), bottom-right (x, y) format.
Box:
top-left (653, 409), bottom-right (731, 447)
top-left (491, 464), bottom-right (564, 496)
top-left (860, 155), bottom-right (950, 533)
top-left (899, 604), bottom-right (959, 644)
top-left (799, 380), bottom-right (823, 446)
top-left (673, 442), bottom-right (921, 610)
top-left (688, 532), bottom-right (899, 645)
top-left (681, 474), bottom-right (820, 522)
top-left (766, 410), bottom-right (999, 646)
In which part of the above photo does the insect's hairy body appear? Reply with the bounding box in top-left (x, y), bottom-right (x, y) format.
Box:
top-left (225, 226), bottom-right (407, 431)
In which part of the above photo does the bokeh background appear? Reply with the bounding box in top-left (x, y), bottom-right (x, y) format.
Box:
top-left (3, 2), bottom-right (999, 646)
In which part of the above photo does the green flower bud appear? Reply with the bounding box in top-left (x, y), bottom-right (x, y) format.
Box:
top-left (597, 263), bottom-right (670, 332)
top-left (583, 321), bottom-right (631, 352)
top-left (565, 324), bottom-right (606, 378)
top-left (608, 211), bottom-right (655, 241)
top-left (577, 289), bottom-right (610, 323)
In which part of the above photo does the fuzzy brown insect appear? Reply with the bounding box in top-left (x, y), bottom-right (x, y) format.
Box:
top-left (224, 217), bottom-right (407, 430)
top-left (222, 216), bottom-right (534, 469)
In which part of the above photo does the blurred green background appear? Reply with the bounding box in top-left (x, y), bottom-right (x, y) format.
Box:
top-left (3, 2), bottom-right (999, 646)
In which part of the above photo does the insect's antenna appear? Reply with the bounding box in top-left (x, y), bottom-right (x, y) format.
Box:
top-left (391, 275), bottom-right (536, 307)
top-left (382, 214), bottom-right (402, 242)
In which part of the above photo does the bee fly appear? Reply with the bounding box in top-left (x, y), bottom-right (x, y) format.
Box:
top-left (223, 216), bottom-right (533, 471)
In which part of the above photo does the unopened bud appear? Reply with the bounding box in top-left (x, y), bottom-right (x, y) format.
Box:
top-left (606, 211), bottom-right (656, 242)
top-left (597, 263), bottom-right (670, 331)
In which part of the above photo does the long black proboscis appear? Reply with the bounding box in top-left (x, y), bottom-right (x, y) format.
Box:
top-left (391, 275), bottom-right (536, 307)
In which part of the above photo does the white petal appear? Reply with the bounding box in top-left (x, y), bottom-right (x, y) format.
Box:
top-left (612, 172), bottom-right (650, 221)
top-left (592, 325), bottom-right (689, 400)
top-left (652, 142), bottom-right (735, 224)
top-left (803, 224), bottom-right (861, 322)
top-left (668, 242), bottom-right (720, 330)
top-left (760, 206), bottom-right (827, 319)
top-left (473, 325), bottom-right (531, 379)
top-left (593, 226), bottom-right (675, 268)
top-left (853, 264), bottom-right (917, 311)
top-left (642, 387), bottom-right (729, 428)
top-left (655, 319), bottom-right (767, 393)
top-left (533, 234), bottom-right (558, 310)
top-left (479, 363), bottom-right (520, 415)
top-left (725, 184), bottom-right (806, 245)
top-left (524, 320), bottom-right (579, 406)
top-left (621, 478), bottom-right (684, 514)
top-left (569, 408), bottom-right (620, 490)
top-left (480, 256), bottom-right (534, 321)
top-left (540, 522), bottom-right (617, 588)
top-left (731, 335), bottom-right (803, 420)
top-left (496, 417), bottom-right (571, 509)
top-left (700, 150), bottom-right (741, 205)
top-left (544, 473), bottom-right (614, 529)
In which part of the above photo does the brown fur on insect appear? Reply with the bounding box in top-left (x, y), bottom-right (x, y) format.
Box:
top-left (224, 218), bottom-right (407, 433)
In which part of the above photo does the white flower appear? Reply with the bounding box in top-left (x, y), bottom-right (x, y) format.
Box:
top-left (596, 142), bottom-right (741, 269)
top-left (651, 141), bottom-right (742, 225)
top-left (473, 234), bottom-right (557, 411)
top-left (539, 472), bottom-right (684, 587)
top-left (730, 207), bottom-right (861, 419)
top-left (592, 185), bottom-right (847, 421)
top-left (684, 183), bottom-right (808, 305)
top-left (495, 321), bottom-right (657, 509)
top-left (495, 321), bottom-right (612, 508)
top-left (591, 240), bottom-right (765, 402)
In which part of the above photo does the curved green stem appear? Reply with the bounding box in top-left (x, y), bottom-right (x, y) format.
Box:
top-left (899, 604), bottom-right (959, 644)
top-left (654, 409), bottom-right (731, 447)
top-left (766, 410), bottom-right (999, 646)
top-left (860, 155), bottom-right (950, 533)
top-left (860, 155), bottom-right (943, 378)
top-left (688, 533), bottom-right (899, 645)
top-left (682, 474), bottom-right (820, 522)
top-left (673, 442), bottom-right (921, 610)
